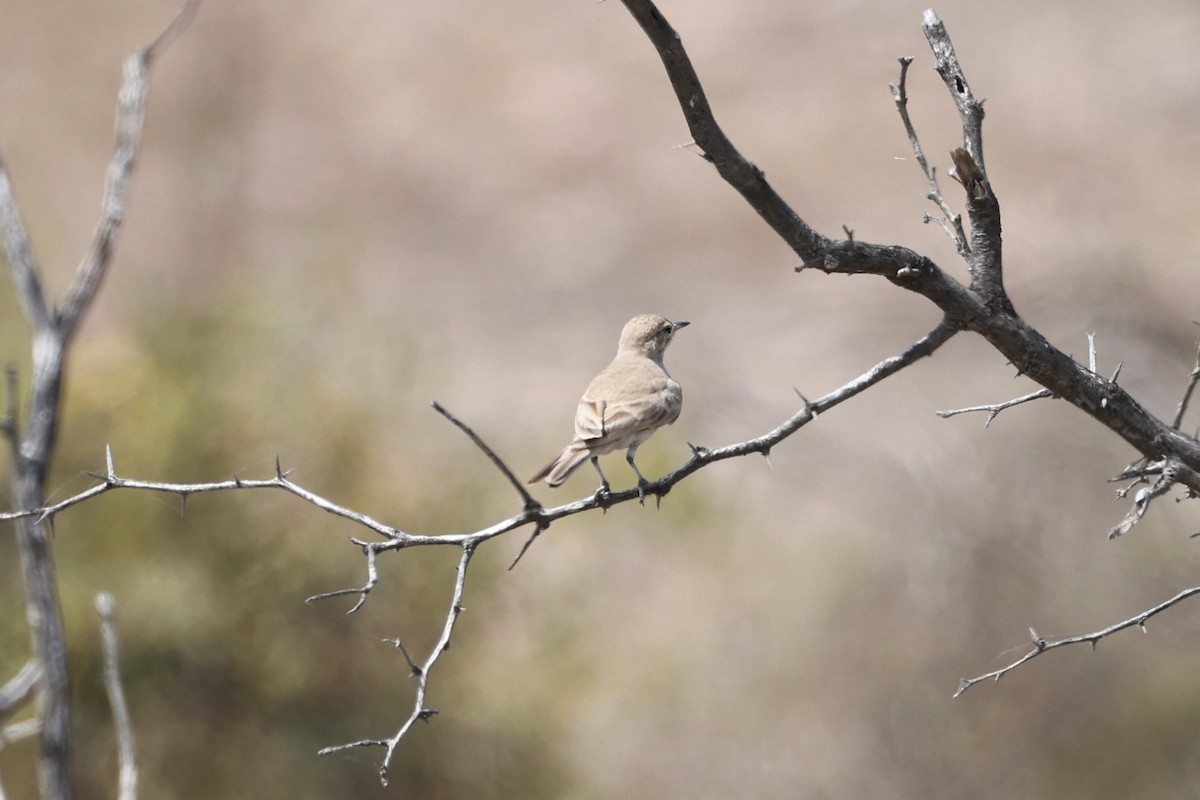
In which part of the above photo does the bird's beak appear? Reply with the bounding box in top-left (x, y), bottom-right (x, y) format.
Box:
top-left (671, 320), bottom-right (690, 333)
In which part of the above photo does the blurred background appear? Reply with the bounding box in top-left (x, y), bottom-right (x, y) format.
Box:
top-left (2, 0), bottom-right (1200, 797)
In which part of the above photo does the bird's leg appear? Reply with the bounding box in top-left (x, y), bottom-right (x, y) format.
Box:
top-left (626, 447), bottom-right (650, 505)
top-left (590, 457), bottom-right (611, 500)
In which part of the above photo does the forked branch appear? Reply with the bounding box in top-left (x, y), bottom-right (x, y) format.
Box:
top-left (1, 316), bottom-right (956, 781)
top-left (616, 0), bottom-right (1200, 698)
top-left (1, 5), bottom-right (196, 798)
top-left (622, 0), bottom-right (1200, 495)
top-left (4, 0), bottom-right (1198, 790)
top-left (890, 56), bottom-right (969, 258)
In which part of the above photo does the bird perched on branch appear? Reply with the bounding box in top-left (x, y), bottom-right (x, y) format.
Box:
top-left (529, 314), bottom-right (689, 497)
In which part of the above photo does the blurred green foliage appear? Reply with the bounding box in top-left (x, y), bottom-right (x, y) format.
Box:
top-left (0, 297), bottom-right (602, 798)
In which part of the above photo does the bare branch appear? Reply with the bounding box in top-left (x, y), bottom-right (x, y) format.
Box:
top-left (922, 9), bottom-right (986, 176)
top-left (925, 10), bottom-right (1004, 314)
top-left (1, 311), bottom-right (951, 557)
top-left (0, 660), bottom-right (41, 720)
top-left (7, 461), bottom-right (411, 545)
top-left (618, 0), bottom-right (831, 264)
top-left (0, 718), bottom-right (40, 750)
top-left (947, 147), bottom-right (1006, 313)
top-left (657, 318), bottom-right (959, 489)
top-left (507, 521), bottom-right (548, 571)
top-left (431, 401), bottom-right (541, 510)
top-left (58, 1), bottom-right (199, 340)
top-left (305, 538), bottom-right (381, 614)
top-left (142, 0), bottom-right (200, 63)
top-left (0, 365), bottom-right (17, 448)
top-left (4, 3), bottom-right (1196, 788)
top-left (0, 7), bottom-right (197, 796)
top-left (6, 316), bottom-right (958, 535)
top-left (612, 0), bottom-right (1200, 713)
top-left (0, 316), bottom-right (956, 783)
top-left (380, 637), bottom-right (422, 677)
top-left (0, 155), bottom-right (51, 330)
top-left (937, 388), bottom-right (1053, 427)
top-left (319, 543), bottom-right (477, 786)
top-left (890, 56), bottom-right (970, 259)
top-left (625, 0), bottom-right (1200, 493)
top-left (956, 586), bottom-right (1200, 697)
top-left (96, 593), bottom-right (137, 800)
top-left (1170, 341), bottom-right (1200, 430)
top-left (0, 660), bottom-right (42, 800)
top-left (1107, 459), bottom-right (1183, 539)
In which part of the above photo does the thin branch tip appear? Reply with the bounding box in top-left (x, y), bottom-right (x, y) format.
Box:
top-left (144, 0), bottom-right (201, 62)
top-left (433, 401), bottom-right (536, 504)
top-left (958, 586), bottom-right (1200, 695)
top-left (509, 522), bottom-right (546, 570)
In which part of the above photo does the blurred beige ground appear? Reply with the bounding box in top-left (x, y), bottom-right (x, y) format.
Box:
top-left (2, 1), bottom-right (1200, 797)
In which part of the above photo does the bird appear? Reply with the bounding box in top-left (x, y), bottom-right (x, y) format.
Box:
top-left (528, 314), bottom-right (688, 497)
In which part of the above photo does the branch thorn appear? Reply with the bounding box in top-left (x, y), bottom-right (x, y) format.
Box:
top-left (508, 522), bottom-right (547, 570)
top-left (383, 637), bottom-right (422, 676)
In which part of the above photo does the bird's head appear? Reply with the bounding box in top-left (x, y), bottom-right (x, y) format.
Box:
top-left (618, 314), bottom-right (689, 360)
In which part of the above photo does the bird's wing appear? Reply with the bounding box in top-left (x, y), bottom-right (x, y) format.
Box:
top-left (574, 397), bottom-right (609, 441)
top-left (575, 380), bottom-right (681, 444)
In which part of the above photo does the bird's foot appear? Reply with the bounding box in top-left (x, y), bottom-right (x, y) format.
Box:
top-left (636, 478), bottom-right (650, 506)
top-left (593, 482), bottom-right (612, 511)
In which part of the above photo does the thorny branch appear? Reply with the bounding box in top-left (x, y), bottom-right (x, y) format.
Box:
top-left (936, 388), bottom-right (1053, 427)
top-left (933, 331), bottom-right (1124, 426)
top-left (962, 347), bottom-right (1200, 686)
top-left (3, 0), bottom-right (1198, 789)
top-left (955, 587), bottom-right (1200, 697)
top-left (623, 1), bottom-right (1200, 507)
top-left (618, 0), bottom-right (1200, 698)
top-left (317, 545), bottom-right (476, 787)
top-left (1, 316), bottom-right (953, 783)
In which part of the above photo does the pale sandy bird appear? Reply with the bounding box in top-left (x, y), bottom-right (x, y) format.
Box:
top-left (529, 314), bottom-right (689, 495)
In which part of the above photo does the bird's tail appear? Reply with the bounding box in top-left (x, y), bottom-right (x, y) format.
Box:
top-left (528, 441), bottom-right (591, 487)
